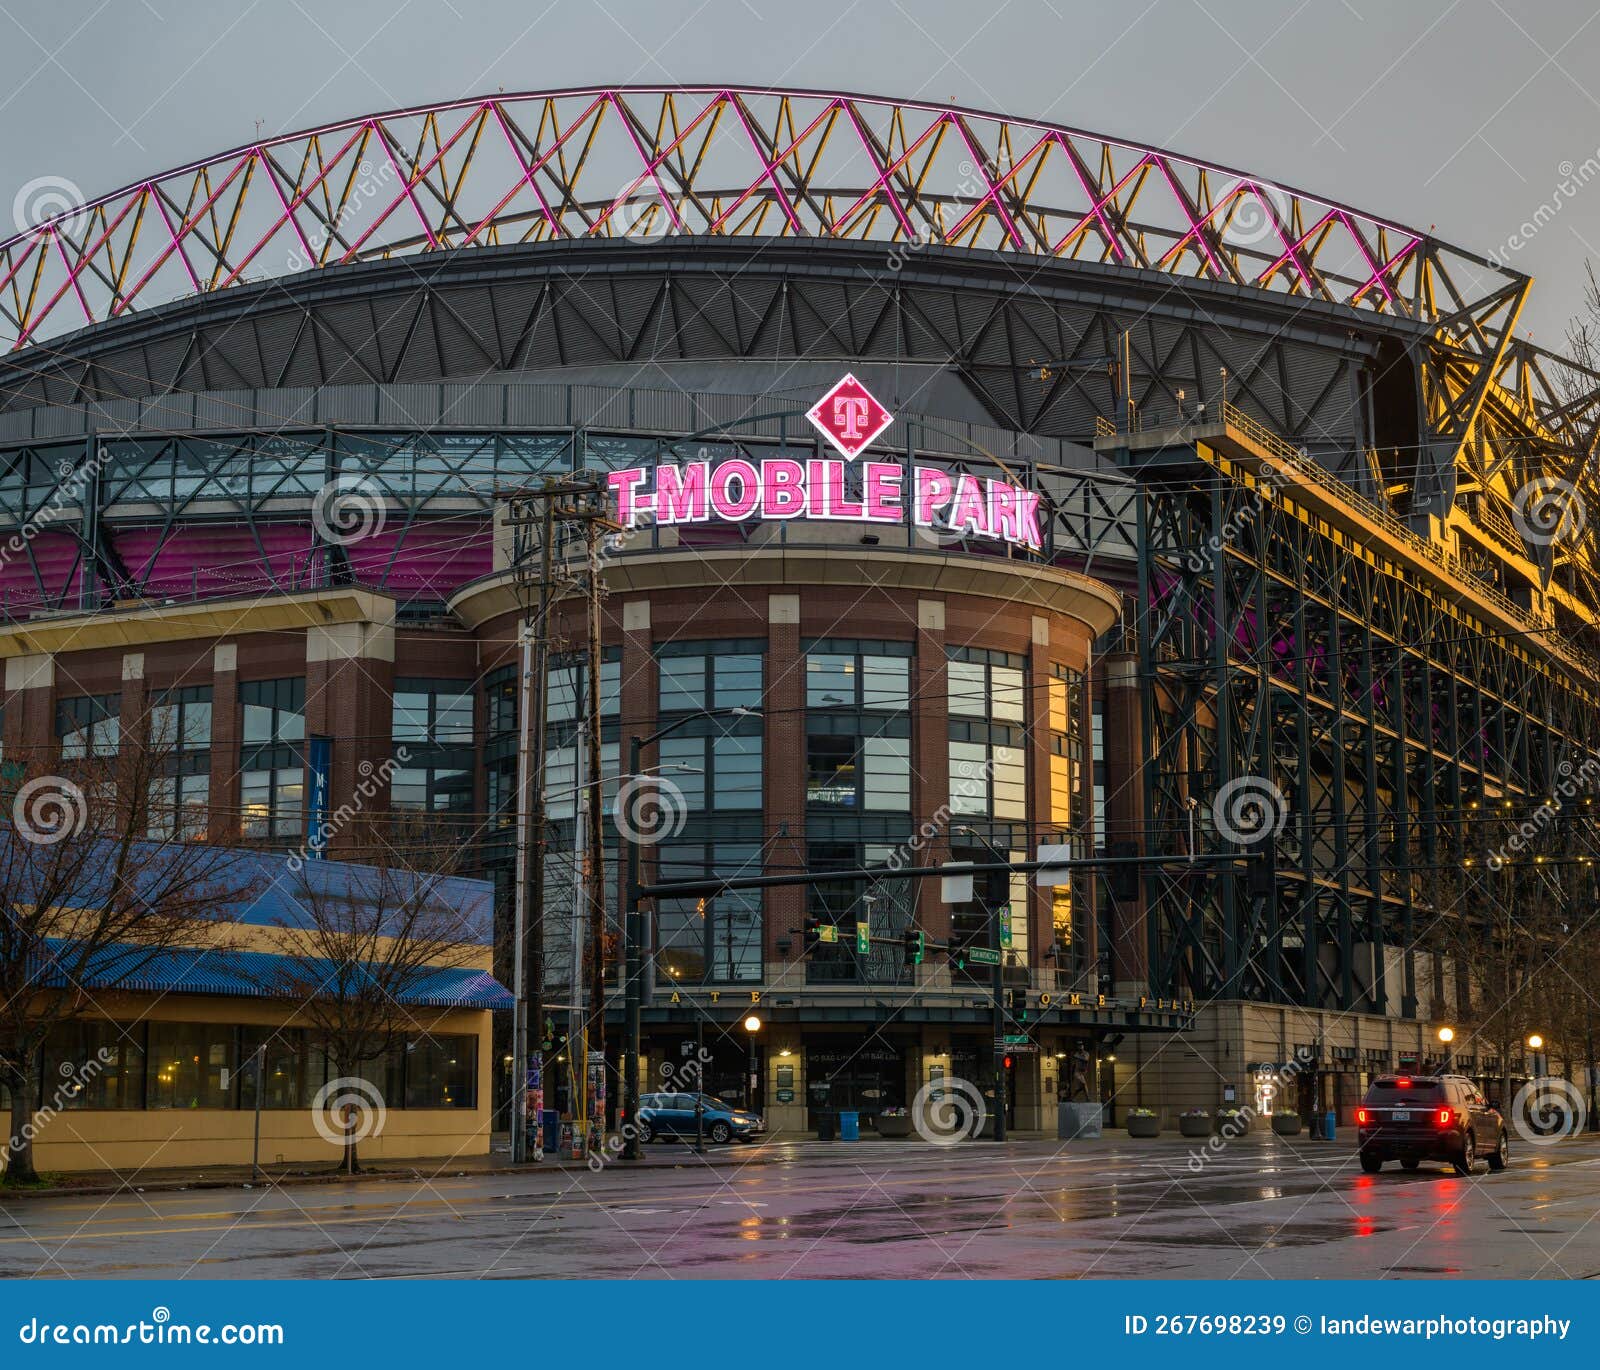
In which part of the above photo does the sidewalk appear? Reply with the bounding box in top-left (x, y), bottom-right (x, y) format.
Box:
top-left (0, 1126), bottom-right (1322, 1200)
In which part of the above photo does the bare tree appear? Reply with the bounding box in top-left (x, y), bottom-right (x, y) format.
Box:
top-left (255, 832), bottom-right (482, 1173)
top-left (0, 732), bottom-right (258, 1185)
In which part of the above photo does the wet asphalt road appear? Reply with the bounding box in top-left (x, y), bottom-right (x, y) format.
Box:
top-left (4, 1133), bottom-right (1600, 1280)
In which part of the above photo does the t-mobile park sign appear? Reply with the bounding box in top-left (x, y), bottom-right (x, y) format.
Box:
top-left (606, 374), bottom-right (1044, 552)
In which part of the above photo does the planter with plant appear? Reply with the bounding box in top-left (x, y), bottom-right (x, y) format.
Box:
top-left (1126, 1107), bottom-right (1161, 1138)
top-left (874, 1107), bottom-right (912, 1138)
top-left (1177, 1108), bottom-right (1211, 1138)
top-left (1271, 1110), bottom-right (1302, 1136)
top-left (1214, 1107), bottom-right (1251, 1136)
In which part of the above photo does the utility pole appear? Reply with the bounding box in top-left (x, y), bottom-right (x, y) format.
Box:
top-left (507, 492), bottom-right (556, 1164)
top-left (583, 518), bottom-right (608, 1147)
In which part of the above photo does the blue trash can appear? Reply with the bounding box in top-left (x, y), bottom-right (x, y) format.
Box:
top-left (1324, 1109), bottom-right (1337, 1141)
top-left (539, 1109), bottom-right (560, 1154)
top-left (838, 1109), bottom-right (860, 1141)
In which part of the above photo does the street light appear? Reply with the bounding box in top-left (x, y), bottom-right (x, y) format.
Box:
top-left (622, 706), bottom-right (760, 1161)
top-left (1527, 1032), bottom-right (1547, 1080)
top-left (1437, 1025), bottom-right (1455, 1071)
top-left (743, 1014), bottom-right (762, 1110)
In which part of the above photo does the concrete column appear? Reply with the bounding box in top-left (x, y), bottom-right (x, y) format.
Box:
top-left (4, 654), bottom-right (56, 773)
top-left (304, 616), bottom-right (395, 854)
top-left (619, 598), bottom-right (655, 916)
top-left (764, 594), bottom-right (805, 975)
top-left (1103, 653), bottom-right (1148, 997)
top-left (208, 643), bottom-right (238, 843)
top-left (913, 599), bottom-right (951, 960)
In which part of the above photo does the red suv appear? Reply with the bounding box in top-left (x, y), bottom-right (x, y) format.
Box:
top-left (1356, 1074), bottom-right (1508, 1175)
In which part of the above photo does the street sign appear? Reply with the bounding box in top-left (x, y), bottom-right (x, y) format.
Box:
top-left (998, 907), bottom-right (1013, 948)
top-left (817, 924), bottom-right (838, 944)
top-left (969, 947), bottom-right (1001, 966)
top-left (1004, 1034), bottom-right (1033, 1046)
top-left (855, 921), bottom-right (871, 954)
top-left (1035, 842), bottom-right (1073, 887)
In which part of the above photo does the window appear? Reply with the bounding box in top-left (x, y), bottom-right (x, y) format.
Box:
top-left (147, 1022), bottom-right (235, 1109)
top-left (150, 686), bottom-right (212, 752)
top-left (240, 679), bottom-right (304, 841)
top-left (948, 739), bottom-right (1025, 819)
top-left (41, 1021), bottom-right (145, 1109)
top-left (947, 647), bottom-right (1025, 722)
top-left (238, 1028), bottom-right (309, 1110)
top-left (58, 694), bottom-right (120, 758)
top-left (149, 772), bottom-right (209, 841)
top-left (658, 641), bottom-right (763, 713)
top-left (392, 678), bottom-right (475, 819)
top-left (806, 726), bottom-right (910, 810)
top-left (546, 741), bottom-right (620, 821)
top-left (805, 641), bottom-right (912, 813)
top-left (393, 680), bottom-right (473, 744)
top-left (240, 678), bottom-right (304, 747)
top-left (656, 841), bottom-right (763, 983)
top-left (806, 641), bottom-right (911, 711)
top-left (658, 729), bottom-right (763, 811)
top-left (148, 685), bottom-right (213, 841)
top-left (404, 1035), bottom-right (477, 1108)
top-left (804, 842), bottom-right (915, 985)
top-left (549, 654), bottom-right (621, 722)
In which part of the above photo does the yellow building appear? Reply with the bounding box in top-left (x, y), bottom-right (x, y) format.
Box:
top-left (4, 849), bottom-right (508, 1175)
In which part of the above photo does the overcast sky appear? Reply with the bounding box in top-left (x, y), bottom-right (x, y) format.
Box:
top-left (2, 0), bottom-right (1598, 343)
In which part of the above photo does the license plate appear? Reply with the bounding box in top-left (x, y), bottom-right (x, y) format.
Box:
top-left (1391, 1109), bottom-right (1410, 1122)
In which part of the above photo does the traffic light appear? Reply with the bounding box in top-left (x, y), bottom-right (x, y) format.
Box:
top-left (1003, 1055), bottom-right (1014, 1071)
top-left (1007, 988), bottom-right (1030, 1023)
top-left (909, 929), bottom-right (926, 965)
top-left (803, 915), bottom-right (839, 950)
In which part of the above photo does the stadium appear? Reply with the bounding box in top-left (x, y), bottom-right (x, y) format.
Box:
top-left (2, 85), bottom-right (1597, 1134)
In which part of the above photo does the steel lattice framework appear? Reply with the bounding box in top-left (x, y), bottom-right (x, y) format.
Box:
top-left (6, 87), bottom-right (1595, 582)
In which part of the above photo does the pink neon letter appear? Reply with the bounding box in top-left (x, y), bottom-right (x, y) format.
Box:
top-left (608, 467), bottom-right (650, 527)
top-left (863, 462), bottom-right (903, 522)
top-left (655, 462), bottom-right (709, 525)
top-left (710, 459), bottom-right (761, 521)
top-left (914, 467), bottom-right (953, 526)
top-left (761, 459), bottom-right (806, 518)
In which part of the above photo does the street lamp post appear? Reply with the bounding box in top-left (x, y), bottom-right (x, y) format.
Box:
top-left (1437, 1026), bottom-right (1455, 1073)
top-left (743, 1014), bottom-right (762, 1110)
top-left (622, 707), bottom-right (758, 1162)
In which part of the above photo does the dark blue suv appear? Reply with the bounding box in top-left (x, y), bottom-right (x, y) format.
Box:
top-left (637, 1092), bottom-right (766, 1145)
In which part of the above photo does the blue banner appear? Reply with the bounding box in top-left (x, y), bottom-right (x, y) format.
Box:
top-left (304, 735), bottom-right (331, 859)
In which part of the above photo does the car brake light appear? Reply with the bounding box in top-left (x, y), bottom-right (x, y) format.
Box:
top-left (1356, 1108), bottom-right (1369, 1125)
top-left (1436, 1108), bottom-right (1454, 1126)
top-left (1396, 1078), bottom-right (1412, 1087)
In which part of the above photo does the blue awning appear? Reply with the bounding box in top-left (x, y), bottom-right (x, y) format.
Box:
top-left (40, 941), bottom-right (513, 1011)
